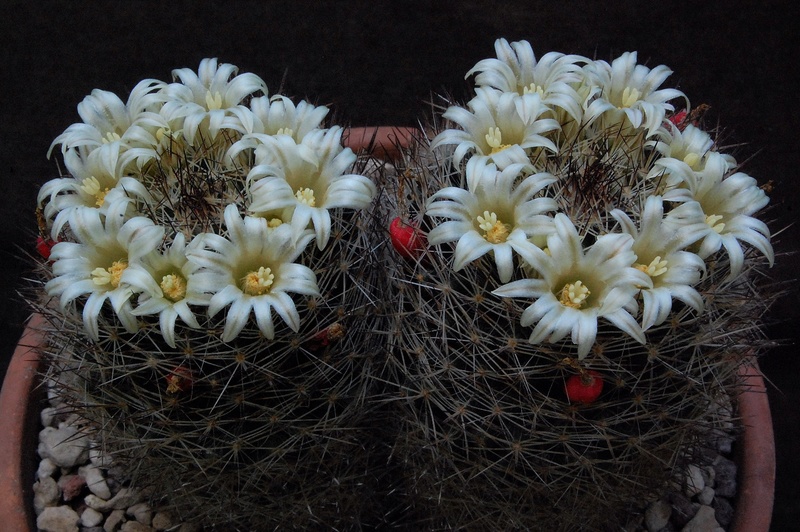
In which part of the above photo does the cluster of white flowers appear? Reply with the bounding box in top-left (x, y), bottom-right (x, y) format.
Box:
top-left (427, 39), bottom-right (774, 358)
top-left (40, 59), bottom-right (375, 346)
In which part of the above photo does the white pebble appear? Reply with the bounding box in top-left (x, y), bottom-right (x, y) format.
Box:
top-left (38, 424), bottom-right (90, 468)
top-left (682, 504), bottom-right (720, 531)
top-left (81, 507), bottom-right (105, 527)
top-left (698, 485), bottom-right (716, 505)
top-left (684, 464), bottom-right (705, 497)
top-left (86, 487), bottom-right (142, 512)
top-left (104, 508), bottom-right (126, 531)
top-left (644, 498), bottom-right (671, 531)
top-left (33, 476), bottom-right (60, 515)
top-left (121, 520), bottom-right (156, 531)
top-left (81, 463), bottom-right (112, 499)
top-left (151, 511), bottom-right (174, 530)
top-left (90, 443), bottom-right (115, 468)
top-left (128, 501), bottom-right (153, 525)
top-left (36, 457), bottom-right (58, 480)
top-left (37, 505), bottom-right (80, 532)
top-left (40, 406), bottom-right (59, 427)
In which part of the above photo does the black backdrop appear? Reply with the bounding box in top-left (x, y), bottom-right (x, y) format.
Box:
top-left (3, 1), bottom-right (798, 528)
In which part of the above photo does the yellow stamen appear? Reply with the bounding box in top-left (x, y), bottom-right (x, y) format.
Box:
top-left (705, 214), bottom-right (726, 234)
top-left (79, 176), bottom-right (111, 207)
top-left (476, 211), bottom-right (511, 244)
top-left (635, 256), bottom-right (668, 277)
top-left (276, 127), bottom-right (294, 137)
top-left (621, 86), bottom-right (641, 108)
top-left (523, 83), bottom-right (545, 96)
top-left (242, 266), bottom-right (275, 296)
top-left (484, 126), bottom-right (510, 154)
top-left (160, 273), bottom-right (188, 302)
top-left (267, 218), bottom-right (283, 228)
top-left (102, 131), bottom-right (121, 144)
top-left (559, 280), bottom-right (591, 309)
top-left (205, 90), bottom-right (224, 110)
top-left (91, 260), bottom-right (127, 288)
top-left (295, 187), bottom-right (316, 207)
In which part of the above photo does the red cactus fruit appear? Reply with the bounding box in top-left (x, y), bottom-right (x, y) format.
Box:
top-left (166, 367), bottom-right (194, 394)
top-left (565, 370), bottom-right (604, 404)
top-left (36, 236), bottom-right (57, 260)
top-left (389, 217), bottom-right (426, 259)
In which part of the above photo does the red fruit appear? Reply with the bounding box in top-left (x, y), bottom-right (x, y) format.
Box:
top-left (166, 367), bottom-right (194, 394)
top-left (389, 217), bottom-right (426, 259)
top-left (310, 322), bottom-right (346, 348)
top-left (668, 109), bottom-right (688, 131)
top-left (36, 236), bottom-right (56, 260)
top-left (565, 370), bottom-right (604, 405)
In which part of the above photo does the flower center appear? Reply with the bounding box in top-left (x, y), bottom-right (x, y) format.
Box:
top-left (523, 83), bottom-right (545, 96)
top-left (102, 131), bottom-right (121, 144)
top-left (160, 273), bottom-right (188, 302)
top-left (267, 218), bottom-right (284, 228)
top-left (705, 214), bottom-right (726, 234)
top-left (91, 260), bottom-right (127, 289)
top-left (477, 211), bottom-right (511, 244)
top-left (559, 280), bottom-right (591, 309)
top-left (80, 176), bottom-right (111, 207)
top-left (485, 126), bottom-right (511, 154)
top-left (620, 86), bottom-right (641, 108)
top-left (205, 90), bottom-right (224, 110)
top-left (276, 127), bottom-right (294, 137)
top-left (242, 266), bottom-right (275, 296)
top-left (295, 187), bottom-right (316, 206)
top-left (156, 126), bottom-right (182, 146)
top-left (683, 152), bottom-right (701, 169)
top-left (635, 256), bottom-right (668, 277)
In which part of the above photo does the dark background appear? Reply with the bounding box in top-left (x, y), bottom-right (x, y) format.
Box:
top-left (3, 1), bottom-right (798, 529)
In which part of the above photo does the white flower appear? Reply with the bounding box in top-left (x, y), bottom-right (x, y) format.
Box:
top-left (493, 213), bottom-right (649, 358)
top-left (431, 86), bottom-right (559, 169)
top-left (611, 196), bottom-right (707, 330)
top-left (246, 126), bottom-right (376, 249)
top-left (124, 233), bottom-right (206, 348)
top-left (426, 158), bottom-right (557, 282)
top-left (38, 145), bottom-right (153, 238)
top-left (49, 79), bottom-right (166, 159)
top-left (662, 154), bottom-right (773, 278)
top-left (466, 38), bottom-right (587, 121)
top-left (44, 204), bottom-right (165, 340)
top-left (161, 58), bottom-right (268, 145)
top-left (116, 110), bottom-right (188, 171)
top-left (582, 52), bottom-right (687, 137)
top-left (651, 124), bottom-right (735, 173)
top-left (186, 205), bottom-right (319, 343)
top-left (235, 95), bottom-right (329, 141)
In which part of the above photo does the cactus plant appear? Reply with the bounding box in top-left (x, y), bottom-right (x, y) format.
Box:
top-left (380, 40), bottom-right (778, 530)
top-left (31, 59), bottom-right (388, 530)
top-left (26, 42), bottom-right (782, 531)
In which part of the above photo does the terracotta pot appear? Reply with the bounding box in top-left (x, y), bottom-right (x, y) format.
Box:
top-left (0, 313), bottom-right (46, 532)
top-left (0, 129), bottom-right (775, 531)
top-left (342, 125), bottom-right (416, 163)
